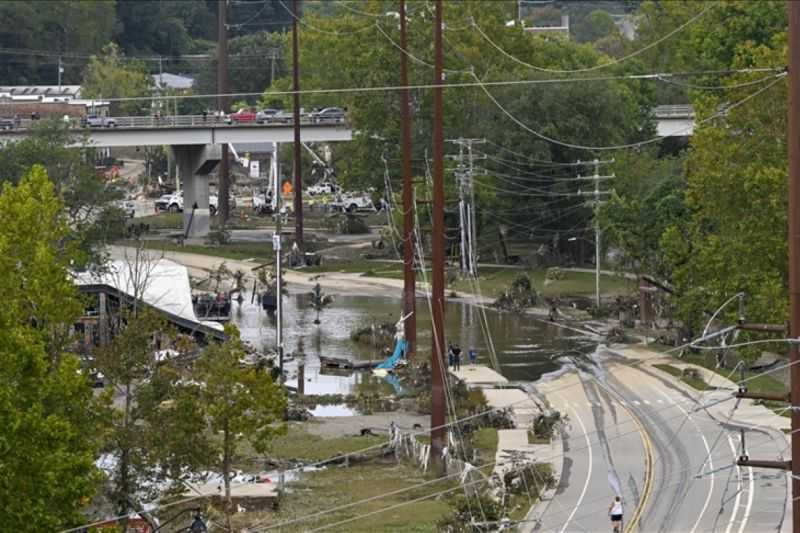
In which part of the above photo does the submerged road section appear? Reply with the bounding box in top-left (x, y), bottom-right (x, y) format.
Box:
top-left (528, 345), bottom-right (790, 532)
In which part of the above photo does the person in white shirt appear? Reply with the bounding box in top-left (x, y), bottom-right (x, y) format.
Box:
top-left (608, 496), bottom-right (623, 532)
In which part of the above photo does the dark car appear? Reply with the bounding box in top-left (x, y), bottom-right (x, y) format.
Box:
top-left (0, 117), bottom-right (14, 130)
top-left (310, 107), bottom-right (345, 123)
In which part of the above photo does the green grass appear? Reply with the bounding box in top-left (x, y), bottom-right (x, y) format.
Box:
top-left (527, 430), bottom-right (550, 445)
top-left (472, 427), bottom-right (498, 460)
top-left (117, 239), bottom-right (273, 262)
top-left (653, 363), bottom-right (713, 391)
top-left (239, 462), bottom-right (456, 532)
top-left (267, 425), bottom-right (387, 462)
top-left (675, 351), bottom-right (788, 397)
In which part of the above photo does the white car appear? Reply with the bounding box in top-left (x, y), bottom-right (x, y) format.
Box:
top-left (114, 199), bottom-right (136, 218)
top-left (155, 192), bottom-right (223, 215)
top-left (331, 192), bottom-right (376, 213)
top-left (307, 181), bottom-right (340, 196)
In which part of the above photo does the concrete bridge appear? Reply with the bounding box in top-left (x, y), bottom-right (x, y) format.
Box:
top-left (0, 114), bottom-right (353, 238)
top-left (653, 104), bottom-right (694, 137)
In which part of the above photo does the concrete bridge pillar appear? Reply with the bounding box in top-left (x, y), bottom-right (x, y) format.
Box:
top-left (170, 144), bottom-right (221, 238)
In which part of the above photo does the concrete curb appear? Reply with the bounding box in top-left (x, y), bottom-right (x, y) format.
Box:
top-left (518, 429), bottom-right (564, 532)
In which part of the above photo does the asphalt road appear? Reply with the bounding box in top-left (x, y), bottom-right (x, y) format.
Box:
top-left (530, 349), bottom-right (789, 532)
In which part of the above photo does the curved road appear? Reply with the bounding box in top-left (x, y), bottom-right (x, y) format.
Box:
top-left (529, 348), bottom-right (789, 532)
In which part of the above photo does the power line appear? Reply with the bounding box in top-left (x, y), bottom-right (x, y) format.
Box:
top-left (473, 71), bottom-right (788, 152)
top-left (276, 0), bottom-right (374, 36)
top-left (470, 5), bottom-right (712, 74)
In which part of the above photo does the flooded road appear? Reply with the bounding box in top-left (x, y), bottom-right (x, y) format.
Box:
top-left (231, 293), bottom-right (595, 393)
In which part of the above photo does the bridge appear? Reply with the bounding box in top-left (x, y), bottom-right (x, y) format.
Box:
top-left (0, 114), bottom-right (353, 238)
top-left (653, 104), bottom-right (694, 137)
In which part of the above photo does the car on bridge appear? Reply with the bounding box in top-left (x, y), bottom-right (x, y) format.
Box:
top-left (226, 109), bottom-right (257, 124)
top-left (310, 107), bottom-right (345, 123)
top-left (256, 109), bottom-right (280, 124)
top-left (82, 114), bottom-right (117, 128)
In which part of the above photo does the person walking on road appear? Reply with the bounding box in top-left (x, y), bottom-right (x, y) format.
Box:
top-left (608, 496), bottom-right (623, 532)
top-left (468, 348), bottom-right (477, 365)
top-left (447, 343), bottom-right (455, 369)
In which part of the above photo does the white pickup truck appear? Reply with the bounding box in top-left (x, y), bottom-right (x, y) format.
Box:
top-left (155, 191), bottom-right (223, 215)
top-left (330, 192), bottom-right (376, 213)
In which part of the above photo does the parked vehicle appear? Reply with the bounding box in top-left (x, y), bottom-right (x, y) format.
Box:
top-left (268, 110), bottom-right (294, 124)
top-left (331, 192), bottom-right (376, 213)
top-left (114, 199), bottom-right (136, 218)
top-left (155, 191), bottom-right (225, 215)
top-left (225, 109), bottom-right (257, 124)
top-left (0, 117), bottom-right (15, 130)
top-left (310, 107), bottom-right (345, 123)
top-left (256, 109), bottom-right (280, 124)
top-left (307, 181), bottom-right (340, 196)
top-left (82, 114), bottom-right (117, 128)
top-left (155, 191), bottom-right (183, 212)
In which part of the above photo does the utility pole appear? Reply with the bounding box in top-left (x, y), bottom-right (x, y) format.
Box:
top-left (575, 159), bottom-right (613, 309)
top-left (447, 138), bottom-right (485, 276)
top-left (790, 3), bottom-right (800, 528)
top-left (399, 0), bottom-right (416, 357)
top-left (273, 141), bottom-right (284, 379)
top-left (292, 0), bottom-right (304, 254)
top-left (430, 0), bottom-right (446, 472)
top-left (217, 0), bottom-right (231, 222)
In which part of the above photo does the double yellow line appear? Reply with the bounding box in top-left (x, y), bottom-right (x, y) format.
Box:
top-left (622, 401), bottom-right (655, 533)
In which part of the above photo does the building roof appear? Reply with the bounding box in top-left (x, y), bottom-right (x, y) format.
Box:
top-left (0, 85), bottom-right (81, 98)
top-left (74, 258), bottom-right (225, 338)
top-left (153, 73), bottom-right (195, 90)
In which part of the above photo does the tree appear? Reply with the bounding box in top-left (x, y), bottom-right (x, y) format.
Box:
top-left (662, 37), bottom-right (787, 334)
top-left (573, 9), bottom-right (620, 43)
top-left (82, 42), bottom-right (153, 116)
top-left (309, 283), bottom-right (333, 325)
top-left (193, 325), bottom-right (286, 529)
top-left (600, 148), bottom-right (687, 280)
top-left (0, 120), bottom-right (123, 267)
top-left (0, 166), bottom-right (102, 531)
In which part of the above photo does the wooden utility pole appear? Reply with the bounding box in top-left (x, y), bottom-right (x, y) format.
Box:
top-left (292, 0), bottom-right (304, 253)
top-left (217, 0), bottom-right (231, 222)
top-left (788, 2), bottom-right (800, 530)
top-left (400, 0), bottom-right (416, 357)
top-left (430, 0), bottom-right (446, 471)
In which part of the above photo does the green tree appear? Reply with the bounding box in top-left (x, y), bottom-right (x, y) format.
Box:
top-left (573, 9), bottom-right (620, 43)
top-left (194, 325), bottom-right (286, 529)
top-left (0, 120), bottom-right (123, 267)
top-left (663, 37), bottom-right (787, 334)
top-left (0, 166), bottom-right (101, 531)
top-left (82, 42), bottom-right (153, 115)
top-left (600, 148), bottom-right (687, 279)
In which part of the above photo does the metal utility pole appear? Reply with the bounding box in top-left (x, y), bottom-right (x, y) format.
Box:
top-left (430, 0), bottom-right (446, 472)
top-left (400, 0), bottom-right (416, 357)
top-left (790, 1), bottom-right (800, 528)
top-left (273, 141), bottom-right (284, 378)
top-left (217, 0), bottom-right (231, 222)
top-left (447, 138), bottom-right (485, 276)
top-left (575, 159), bottom-right (613, 309)
top-left (292, 0), bottom-right (304, 254)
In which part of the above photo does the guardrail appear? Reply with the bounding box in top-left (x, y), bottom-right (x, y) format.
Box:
top-left (0, 114), bottom-right (346, 131)
top-left (652, 104), bottom-right (695, 118)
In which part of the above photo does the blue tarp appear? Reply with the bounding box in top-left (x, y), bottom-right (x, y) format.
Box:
top-left (375, 338), bottom-right (407, 370)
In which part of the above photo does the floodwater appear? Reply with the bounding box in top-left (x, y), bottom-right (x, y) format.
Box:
top-left (231, 293), bottom-right (595, 395)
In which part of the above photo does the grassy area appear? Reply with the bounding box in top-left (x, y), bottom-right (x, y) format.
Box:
top-left (675, 351), bottom-right (788, 397)
top-left (266, 425), bottom-right (387, 462)
top-left (653, 363), bottom-right (713, 391)
top-left (240, 461), bottom-right (456, 532)
top-left (451, 267), bottom-right (634, 300)
top-left (472, 427), bottom-right (498, 461)
top-left (117, 239), bottom-right (273, 263)
top-left (527, 430), bottom-right (550, 445)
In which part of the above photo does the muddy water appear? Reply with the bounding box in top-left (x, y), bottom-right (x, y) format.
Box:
top-left (232, 293), bottom-right (594, 394)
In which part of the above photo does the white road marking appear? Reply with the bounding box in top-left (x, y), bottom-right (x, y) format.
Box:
top-left (655, 387), bottom-right (714, 533)
top-left (724, 434), bottom-right (744, 533)
top-left (560, 405), bottom-right (593, 533)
